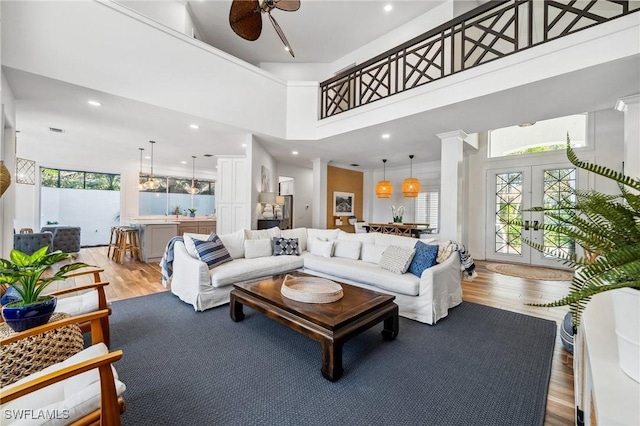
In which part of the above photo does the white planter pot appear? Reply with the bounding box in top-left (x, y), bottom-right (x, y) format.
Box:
top-left (611, 288), bottom-right (640, 383)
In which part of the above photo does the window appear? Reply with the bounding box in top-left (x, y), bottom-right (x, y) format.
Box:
top-left (139, 175), bottom-right (215, 216)
top-left (415, 190), bottom-right (439, 231)
top-left (41, 168), bottom-right (121, 190)
top-left (489, 113), bottom-right (587, 158)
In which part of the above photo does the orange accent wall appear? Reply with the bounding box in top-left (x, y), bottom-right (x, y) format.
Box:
top-left (326, 166), bottom-right (363, 230)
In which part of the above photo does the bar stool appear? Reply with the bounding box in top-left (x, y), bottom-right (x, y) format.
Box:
top-left (111, 227), bottom-right (142, 264)
top-left (107, 226), bottom-right (119, 259)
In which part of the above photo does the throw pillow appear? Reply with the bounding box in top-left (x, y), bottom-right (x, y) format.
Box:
top-left (379, 245), bottom-right (416, 274)
top-left (272, 237), bottom-right (300, 256)
top-left (310, 239), bottom-right (334, 258)
top-left (408, 241), bottom-right (439, 277)
top-left (183, 233), bottom-right (216, 259)
top-left (333, 240), bottom-right (361, 260)
top-left (281, 228), bottom-right (308, 252)
top-left (244, 239), bottom-right (273, 259)
top-left (219, 229), bottom-right (245, 259)
top-left (245, 226), bottom-right (281, 240)
top-left (361, 243), bottom-right (386, 264)
top-left (307, 235), bottom-right (328, 253)
top-left (191, 235), bottom-right (232, 270)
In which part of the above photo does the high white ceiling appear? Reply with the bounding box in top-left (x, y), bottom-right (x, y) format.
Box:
top-left (4, 1), bottom-right (639, 176)
top-left (187, 1), bottom-right (445, 65)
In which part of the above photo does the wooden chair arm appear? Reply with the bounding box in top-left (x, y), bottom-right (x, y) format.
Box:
top-left (62, 268), bottom-right (104, 282)
top-left (0, 310), bottom-right (110, 346)
top-left (47, 281), bottom-right (109, 296)
top-left (0, 350), bottom-right (123, 404)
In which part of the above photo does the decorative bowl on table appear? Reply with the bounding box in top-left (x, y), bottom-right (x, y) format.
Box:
top-left (281, 275), bottom-right (343, 304)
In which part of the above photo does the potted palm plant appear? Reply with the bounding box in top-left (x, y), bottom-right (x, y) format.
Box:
top-left (522, 138), bottom-right (640, 382)
top-left (0, 246), bottom-right (92, 332)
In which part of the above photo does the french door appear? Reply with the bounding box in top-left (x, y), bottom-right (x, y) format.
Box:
top-left (485, 163), bottom-right (577, 268)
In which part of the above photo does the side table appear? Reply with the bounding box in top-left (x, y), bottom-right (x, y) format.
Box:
top-left (0, 312), bottom-right (84, 386)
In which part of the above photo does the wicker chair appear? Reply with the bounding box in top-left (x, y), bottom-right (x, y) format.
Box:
top-left (0, 310), bottom-right (126, 425)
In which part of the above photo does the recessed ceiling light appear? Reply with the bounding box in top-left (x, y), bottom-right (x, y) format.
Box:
top-left (189, 124), bottom-right (199, 129)
top-left (292, 151), bottom-right (299, 155)
top-left (382, 133), bottom-right (390, 139)
top-left (241, 143), bottom-right (247, 147)
top-left (87, 100), bottom-right (101, 107)
top-left (144, 156), bottom-right (151, 160)
top-left (180, 160), bottom-right (187, 164)
top-left (384, 4), bottom-right (393, 12)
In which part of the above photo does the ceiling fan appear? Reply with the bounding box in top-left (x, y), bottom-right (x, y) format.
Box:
top-left (229, 0), bottom-right (300, 58)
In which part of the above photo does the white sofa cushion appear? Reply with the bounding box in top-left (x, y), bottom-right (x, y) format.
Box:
top-left (219, 229), bottom-right (245, 259)
top-left (307, 228), bottom-right (339, 252)
top-left (374, 232), bottom-right (419, 249)
top-left (361, 243), bottom-right (386, 264)
top-left (336, 230), bottom-right (375, 244)
top-left (310, 239), bottom-right (334, 258)
top-left (210, 256), bottom-right (304, 287)
top-left (1, 343), bottom-right (126, 426)
top-left (281, 228), bottom-right (308, 252)
top-left (302, 253), bottom-right (420, 296)
top-left (244, 239), bottom-right (272, 259)
top-left (245, 226), bottom-right (281, 240)
top-left (333, 240), bottom-right (361, 260)
top-left (379, 245), bottom-right (416, 274)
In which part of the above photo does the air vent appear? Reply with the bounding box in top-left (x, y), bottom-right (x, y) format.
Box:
top-left (350, 163), bottom-right (359, 167)
top-left (49, 127), bottom-right (64, 133)
top-left (203, 154), bottom-right (213, 157)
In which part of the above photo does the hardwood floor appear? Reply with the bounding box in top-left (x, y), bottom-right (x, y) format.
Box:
top-left (66, 247), bottom-right (575, 425)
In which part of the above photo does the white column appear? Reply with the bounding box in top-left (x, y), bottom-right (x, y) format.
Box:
top-left (615, 95), bottom-right (640, 182)
top-left (438, 130), bottom-right (467, 242)
top-left (311, 158), bottom-right (328, 229)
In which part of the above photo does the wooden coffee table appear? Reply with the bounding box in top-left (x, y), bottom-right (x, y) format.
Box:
top-left (230, 271), bottom-right (399, 381)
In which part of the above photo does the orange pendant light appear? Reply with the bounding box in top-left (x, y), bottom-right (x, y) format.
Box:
top-left (375, 159), bottom-right (393, 198)
top-left (402, 154), bottom-right (420, 197)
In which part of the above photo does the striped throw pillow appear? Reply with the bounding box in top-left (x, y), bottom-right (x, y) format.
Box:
top-left (192, 234), bottom-right (232, 270)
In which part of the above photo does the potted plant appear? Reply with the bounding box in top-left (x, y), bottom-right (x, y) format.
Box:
top-left (188, 208), bottom-right (197, 218)
top-left (522, 138), bottom-right (640, 381)
top-left (0, 247), bottom-right (92, 332)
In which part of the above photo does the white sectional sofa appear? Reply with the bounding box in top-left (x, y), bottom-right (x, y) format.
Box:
top-left (170, 227), bottom-right (462, 324)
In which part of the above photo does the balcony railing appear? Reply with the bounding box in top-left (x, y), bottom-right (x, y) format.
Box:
top-left (319, 0), bottom-right (639, 119)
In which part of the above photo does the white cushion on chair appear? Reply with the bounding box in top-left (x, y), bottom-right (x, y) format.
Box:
top-left (54, 291), bottom-right (100, 316)
top-left (1, 343), bottom-right (126, 426)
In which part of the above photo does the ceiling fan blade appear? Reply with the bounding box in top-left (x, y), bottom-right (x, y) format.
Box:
top-left (273, 0), bottom-right (300, 12)
top-left (268, 13), bottom-right (295, 58)
top-left (229, 0), bottom-right (262, 41)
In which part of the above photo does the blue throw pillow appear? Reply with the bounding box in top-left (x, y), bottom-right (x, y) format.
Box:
top-left (408, 241), bottom-right (439, 277)
top-left (1, 286), bottom-right (22, 305)
top-left (192, 234), bottom-right (233, 270)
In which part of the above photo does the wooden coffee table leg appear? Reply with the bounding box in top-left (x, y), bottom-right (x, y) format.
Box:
top-left (321, 337), bottom-right (343, 382)
top-left (229, 293), bottom-right (245, 322)
top-left (381, 306), bottom-right (399, 341)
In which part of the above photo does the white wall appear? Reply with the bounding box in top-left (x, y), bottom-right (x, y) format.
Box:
top-left (248, 137), bottom-right (277, 229)
top-left (2, 1), bottom-right (288, 139)
top-left (276, 163), bottom-right (313, 229)
top-left (464, 108), bottom-right (625, 260)
top-left (117, 1), bottom-right (186, 34)
top-left (367, 161), bottom-right (441, 224)
top-left (1, 67), bottom-right (17, 256)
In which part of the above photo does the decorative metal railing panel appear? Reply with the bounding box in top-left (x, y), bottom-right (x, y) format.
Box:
top-left (319, 0), bottom-right (639, 119)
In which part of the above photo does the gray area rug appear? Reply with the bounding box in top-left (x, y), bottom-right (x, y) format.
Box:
top-left (110, 292), bottom-right (556, 426)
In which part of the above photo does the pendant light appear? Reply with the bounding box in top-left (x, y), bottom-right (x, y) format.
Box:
top-left (402, 154), bottom-right (421, 197)
top-left (137, 147), bottom-right (146, 191)
top-left (189, 156), bottom-right (200, 195)
top-left (144, 141), bottom-right (160, 190)
top-left (375, 159), bottom-right (393, 198)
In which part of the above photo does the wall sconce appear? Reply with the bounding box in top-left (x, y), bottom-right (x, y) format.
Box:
top-left (259, 192), bottom-right (276, 219)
